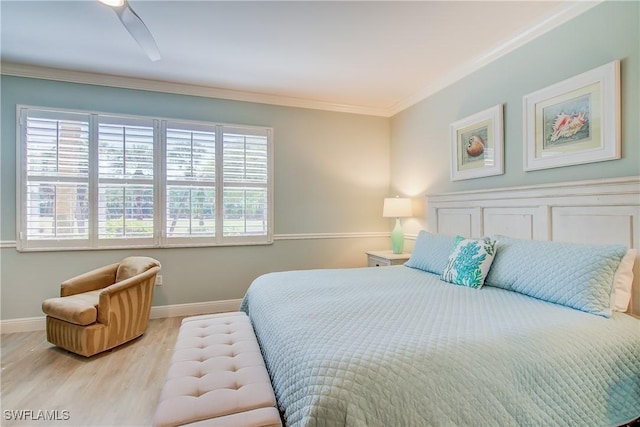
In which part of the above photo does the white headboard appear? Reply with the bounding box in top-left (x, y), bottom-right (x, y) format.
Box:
top-left (427, 176), bottom-right (640, 316)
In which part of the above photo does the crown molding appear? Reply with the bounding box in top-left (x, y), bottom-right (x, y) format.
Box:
top-left (388, 0), bottom-right (602, 116)
top-left (0, 62), bottom-right (390, 117)
top-left (1, 1), bottom-right (601, 118)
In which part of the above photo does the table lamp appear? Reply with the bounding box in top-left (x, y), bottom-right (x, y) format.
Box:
top-left (382, 197), bottom-right (413, 254)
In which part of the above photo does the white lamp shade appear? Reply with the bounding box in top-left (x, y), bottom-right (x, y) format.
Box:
top-left (382, 197), bottom-right (412, 218)
top-left (99, 0), bottom-right (125, 6)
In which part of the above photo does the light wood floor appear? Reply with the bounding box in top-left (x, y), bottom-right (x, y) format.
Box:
top-left (1, 317), bottom-right (184, 426)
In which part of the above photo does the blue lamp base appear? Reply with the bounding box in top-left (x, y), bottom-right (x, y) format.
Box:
top-left (390, 218), bottom-right (404, 254)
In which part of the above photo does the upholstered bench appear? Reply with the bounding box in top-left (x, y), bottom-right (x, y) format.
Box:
top-left (152, 312), bottom-right (281, 427)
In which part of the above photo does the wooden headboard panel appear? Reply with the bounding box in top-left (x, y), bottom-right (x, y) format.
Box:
top-left (427, 176), bottom-right (640, 316)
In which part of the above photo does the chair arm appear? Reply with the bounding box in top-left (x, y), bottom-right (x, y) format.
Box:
top-left (97, 266), bottom-right (160, 325)
top-left (61, 263), bottom-right (119, 297)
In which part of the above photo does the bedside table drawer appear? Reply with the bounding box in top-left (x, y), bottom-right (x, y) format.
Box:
top-left (368, 256), bottom-right (392, 267)
top-left (366, 251), bottom-right (411, 267)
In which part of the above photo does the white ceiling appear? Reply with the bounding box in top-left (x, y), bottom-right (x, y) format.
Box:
top-left (1, 1), bottom-right (598, 116)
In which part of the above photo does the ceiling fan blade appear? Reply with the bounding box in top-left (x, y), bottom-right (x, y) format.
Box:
top-left (114, 1), bottom-right (161, 61)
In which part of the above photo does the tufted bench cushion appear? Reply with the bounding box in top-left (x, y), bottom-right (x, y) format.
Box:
top-left (153, 312), bottom-right (281, 427)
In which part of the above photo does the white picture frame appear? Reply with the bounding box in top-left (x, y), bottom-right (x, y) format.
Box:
top-left (523, 60), bottom-right (620, 171)
top-left (450, 104), bottom-right (504, 181)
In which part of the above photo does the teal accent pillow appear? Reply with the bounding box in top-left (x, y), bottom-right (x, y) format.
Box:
top-left (485, 235), bottom-right (627, 317)
top-left (404, 231), bottom-right (457, 275)
top-left (440, 236), bottom-right (497, 289)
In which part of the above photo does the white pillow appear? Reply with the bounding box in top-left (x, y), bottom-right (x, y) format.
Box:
top-left (611, 248), bottom-right (637, 312)
top-left (440, 236), bottom-right (497, 289)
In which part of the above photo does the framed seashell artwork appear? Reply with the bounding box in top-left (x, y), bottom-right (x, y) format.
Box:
top-left (523, 60), bottom-right (620, 171)
top-left (450, 104), bottom-right (504, 181)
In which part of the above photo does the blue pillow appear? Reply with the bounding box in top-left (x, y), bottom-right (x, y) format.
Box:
top-left (484, 235), bottom-right (627, 317)
top-left (405, 231), bottom-right (457, 275)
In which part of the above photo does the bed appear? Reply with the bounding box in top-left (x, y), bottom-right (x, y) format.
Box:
top-left (241, 178), bottom-right (640, 427)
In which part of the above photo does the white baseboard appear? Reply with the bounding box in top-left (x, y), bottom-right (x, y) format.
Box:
top-left (0, 299), bottom-right (243, 334)
top-left (0, 316), bottom-right (47, 334)
top-left (148, 299), bottom-right (242, 320)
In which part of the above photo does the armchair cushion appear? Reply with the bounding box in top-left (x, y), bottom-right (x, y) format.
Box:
top-left (116, 256), bottom-right (161, 283)
top-left (60, 263), bottom-right (118, 297)
top-left (42, 290), bottom-right (101, 326)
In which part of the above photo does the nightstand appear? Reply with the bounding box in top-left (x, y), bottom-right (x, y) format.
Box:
top-left (366, 250), bottom-right (411, 267)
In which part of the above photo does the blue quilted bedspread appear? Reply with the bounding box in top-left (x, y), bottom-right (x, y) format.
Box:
top-left (240, 266), bottom-right (640, 427)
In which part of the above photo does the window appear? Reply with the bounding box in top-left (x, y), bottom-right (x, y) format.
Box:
top-left (17, 106), bottom-right (273, 251)
top-left (98, 116), bottom-right (156, 246)
top-left (222, 128), bottom-right (270, 241)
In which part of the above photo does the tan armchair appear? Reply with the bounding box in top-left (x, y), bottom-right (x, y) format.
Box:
top-left (42, 256), bottom-right (161, 357)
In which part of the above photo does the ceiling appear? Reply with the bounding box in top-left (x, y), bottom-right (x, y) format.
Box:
top-left (1, 1), bottom-right (598, 116)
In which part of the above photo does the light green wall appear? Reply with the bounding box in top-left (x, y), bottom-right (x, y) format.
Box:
top-left (0, 77), bottom-right (390, 319)
top-left (390, 1), bottom-right (640, 233)
top-left (3, 1), bottom-right (638, 322)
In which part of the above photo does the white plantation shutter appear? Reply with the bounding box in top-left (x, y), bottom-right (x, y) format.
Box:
top-left (165, 122), bottom-right (217, 242)
top-left (222, 127), bottom-right (270, 242)
top-left (164, 123), bottom-right (272, 245)
top-left (19, 109), bottom-right (91, 249)
top-left (97, 116), bottom-right (156, 245)
top-left (17, 106), bottom-right (272, 251)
